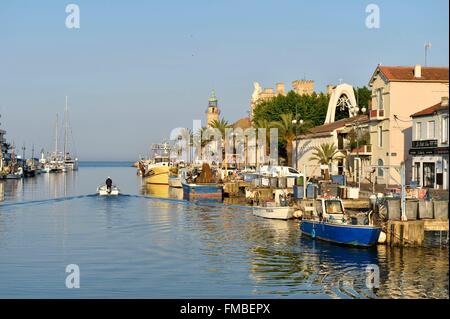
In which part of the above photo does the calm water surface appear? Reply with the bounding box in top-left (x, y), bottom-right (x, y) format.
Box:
top-left (0, 162), bottom-right (448, 298)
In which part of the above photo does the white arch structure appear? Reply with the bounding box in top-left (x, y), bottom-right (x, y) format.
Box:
top-left (324, 83), bottom-right (358, 124)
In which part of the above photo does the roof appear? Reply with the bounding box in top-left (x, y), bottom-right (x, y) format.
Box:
top-left (369, 65), bottom-right (449, 85)
top-left (232, 117), bottom-right (252, 129)
top-left (297, 115), bottom-right (368, 139)
top-left (411, 101), bottom-right (449, 118)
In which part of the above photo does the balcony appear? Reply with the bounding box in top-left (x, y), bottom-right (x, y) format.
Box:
top-left (369, 109), bottom-right (385, 121)
top-left (350, 144), bottom-right (372, 155)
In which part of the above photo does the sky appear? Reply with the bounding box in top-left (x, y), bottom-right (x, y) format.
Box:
top-left (0, 0), bottom-right (448, 161)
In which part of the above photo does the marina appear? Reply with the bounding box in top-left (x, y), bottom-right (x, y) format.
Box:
top-left (0, 0), bottom-right (448, 303)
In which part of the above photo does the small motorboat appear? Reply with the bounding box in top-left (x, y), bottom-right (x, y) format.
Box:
top-left (96, 184), bottom-right (120, 196)
top-left (252, 205), bottom-right (295, 220)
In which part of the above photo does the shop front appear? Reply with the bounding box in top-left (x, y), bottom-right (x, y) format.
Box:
top-left (410, 140), bottom-right (448, 190)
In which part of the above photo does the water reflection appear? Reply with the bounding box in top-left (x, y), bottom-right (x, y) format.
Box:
top-left (0, 164), bottom-right (448, 298)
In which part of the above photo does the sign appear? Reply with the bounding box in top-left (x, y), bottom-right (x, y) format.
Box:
top-left (409, 147), bottom-right (448, 156)
top-left (412, 139), bottom-right (438, 148)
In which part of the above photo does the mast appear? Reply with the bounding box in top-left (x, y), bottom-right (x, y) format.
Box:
top-left (55, 113), bottom-right (58, 158)
top-left (64, 96), bottom-right (68, 161)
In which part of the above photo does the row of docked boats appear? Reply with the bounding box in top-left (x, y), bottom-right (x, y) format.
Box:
top-left (1, 97), bottom-right (78, 179)
top-left (135, 145), bottom-right (381, 247)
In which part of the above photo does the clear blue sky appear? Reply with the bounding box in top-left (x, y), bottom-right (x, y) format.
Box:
top-left (0, 0), bottom-right (448, 160)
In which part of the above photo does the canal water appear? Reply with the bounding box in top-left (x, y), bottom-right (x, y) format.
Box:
top-left (0, 162), bottom-right (448, 298)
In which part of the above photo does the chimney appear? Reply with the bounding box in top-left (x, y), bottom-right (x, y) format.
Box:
top-left (414, 64), bottom-right (422, 78)
top-left (441, 96), bottom-right (449, 107)
top-left (276, 83), bottom-right (285, 95)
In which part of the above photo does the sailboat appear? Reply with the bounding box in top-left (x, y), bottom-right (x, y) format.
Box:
top-left (62, 96), bottom-right (78, 171)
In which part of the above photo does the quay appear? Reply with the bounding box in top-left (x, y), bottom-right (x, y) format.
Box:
top-left (387, 220), bottom-right (449, 247)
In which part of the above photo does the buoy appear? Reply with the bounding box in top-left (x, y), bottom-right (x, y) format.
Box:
top-left (311, 228), bottom-right (316, 238)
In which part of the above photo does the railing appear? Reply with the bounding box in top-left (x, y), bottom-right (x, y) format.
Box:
top-left (350, 144), bottom-right (372, 155)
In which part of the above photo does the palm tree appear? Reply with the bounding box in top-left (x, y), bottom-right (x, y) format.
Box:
top-left (209, 118), bottom-right (231, 137)
top-left (271, 113), bottom-right (302, 167)
top-left (209, 118), bottom-right (232, 166)
top-left (309, 142), bottom-right (342, 180)
top-left (252, 118), bottom-right (273, 166)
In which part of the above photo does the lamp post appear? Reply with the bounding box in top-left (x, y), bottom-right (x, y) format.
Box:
top-left (352, 106), bottom-right (367, 189)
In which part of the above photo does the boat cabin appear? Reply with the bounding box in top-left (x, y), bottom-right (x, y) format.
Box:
top-left (302, 197), bottom-right (346, 223)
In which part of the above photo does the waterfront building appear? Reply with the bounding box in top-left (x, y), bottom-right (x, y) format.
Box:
top-left (409, 97), bottom-right (449, 190)
top-left (368, 64), bottom-right (449, 186)
top-left (295, 115), bottom-right (368, 179)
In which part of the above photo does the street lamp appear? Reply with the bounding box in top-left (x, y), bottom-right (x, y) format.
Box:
top-left (353, 106), bottom-right (367, 189)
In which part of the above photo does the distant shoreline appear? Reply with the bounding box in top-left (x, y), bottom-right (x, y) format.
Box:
top-left (79, 161), bottom-right (135, 167)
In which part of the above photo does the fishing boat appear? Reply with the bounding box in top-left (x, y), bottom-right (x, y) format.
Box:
top-left (181, 182), bottom-right (223, 201)
top-left (138, 142), bottom-right (172, 185)
top-left (97, 184), bottom-right (120, 196)
top-left (252, 205), bottom-right (295, 220)
top-left (299, 198), bottom-right (381, 247)
top-left (181, 163), bottom-right (223, 201)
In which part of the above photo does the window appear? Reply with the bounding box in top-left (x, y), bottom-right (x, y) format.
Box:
top-left (416, 122), bottom-right (422, 140)
top-left (377, 89), bottom-right (383, 109)
top-left (377, 126), bottom-right (383, 147)
top-left (377, 159), bottom-right (384, 177)
top-left (428, 121), bottom-right (435, 139)
top-left (421, 122), bottom-right (427, 140)
top-left (442, 116), bottom-right (449, 143)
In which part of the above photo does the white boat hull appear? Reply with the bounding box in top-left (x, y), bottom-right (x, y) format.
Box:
top-left (96, 185), bottom-right (120, 196)
top-left (252, 206), bottom-right (295, 220)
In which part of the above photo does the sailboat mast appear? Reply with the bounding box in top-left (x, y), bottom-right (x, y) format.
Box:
top-left (64, 96), bottom-right (68, 161)
top-left (55, 113), bottom-right (58, 156)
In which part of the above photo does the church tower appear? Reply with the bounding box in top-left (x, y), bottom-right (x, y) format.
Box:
top-left (206, 89), bottom-right (220, 127)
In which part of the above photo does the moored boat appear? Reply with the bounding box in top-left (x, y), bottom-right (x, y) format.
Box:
top-left (145, 165), bottom-right (170, 185)
top-left (252, 206), bottom-right (295, 220)
top-left (299, 197), bottom-right (381, 247)
top-left (300, 220), bottom-right (381, 247)
top-left (181, 182), bottom-right (223, 201)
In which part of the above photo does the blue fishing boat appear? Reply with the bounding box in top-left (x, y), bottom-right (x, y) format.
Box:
top-left (300, 220), bottom-right (381, 247)
top-left (181, 182), bottom-right (223, 201)
top-left (299, 198), bottom-right (381, 247)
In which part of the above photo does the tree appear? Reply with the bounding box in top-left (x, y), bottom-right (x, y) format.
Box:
top-left (354, 86), bottom-right (372, 111)
top-left (252, 91), bottom-right (329, 128)
top-left (271, 113), bottom-right (309, 167)
top-left (309, 143), bottom-right (342, 180)
top-left (209, 118), bottom-right (231, 137)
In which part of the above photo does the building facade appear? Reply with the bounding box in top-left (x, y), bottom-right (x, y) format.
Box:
top-left (409, 97), bottom-right (449, 190)
top-left (250, 79), bottom-right (315, 118)
top-left (294, 115), bottom-right (368, 179)
top-left (367, 65), bottom-right (449, 186)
